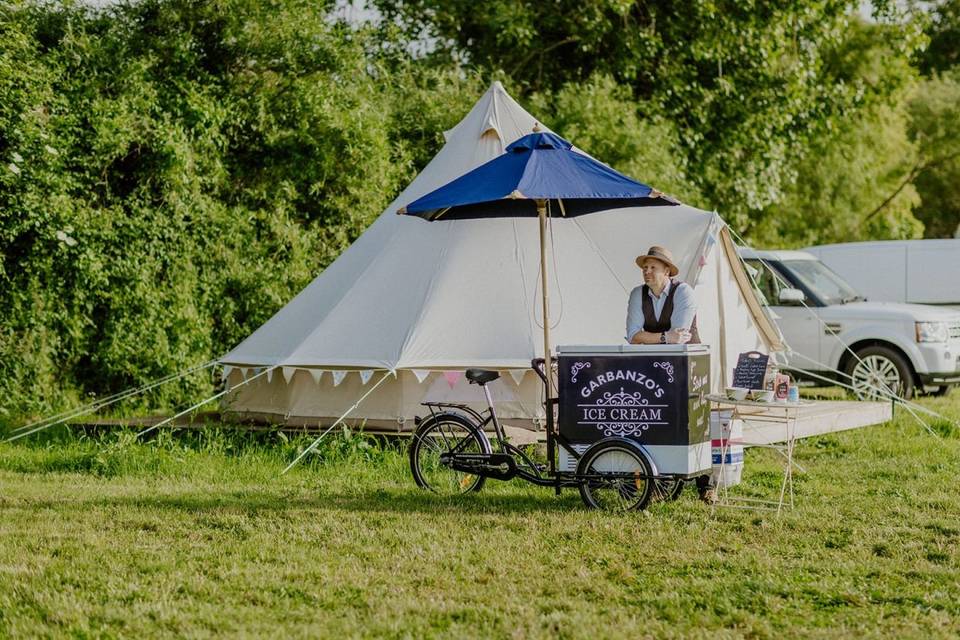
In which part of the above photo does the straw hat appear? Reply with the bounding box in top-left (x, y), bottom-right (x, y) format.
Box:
top-left (636, 245), bottom-right (679, 277)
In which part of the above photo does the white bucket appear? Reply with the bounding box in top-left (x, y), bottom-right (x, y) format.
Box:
top-left (710, 410), bottom-right (744, 488)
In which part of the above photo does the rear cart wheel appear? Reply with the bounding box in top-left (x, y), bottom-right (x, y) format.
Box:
top-left (576, 439), bottom-right (654, 511)
top-left (652, 478), bottom-right (685, 503)
top-left (409, 413), bottom-right (489, 496)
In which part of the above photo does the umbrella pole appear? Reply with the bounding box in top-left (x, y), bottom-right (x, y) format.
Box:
top-left (538, 199), bottom-right (558, 490)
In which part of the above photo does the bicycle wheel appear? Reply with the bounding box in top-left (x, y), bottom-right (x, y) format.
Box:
top-left (576, 439), bottom-right (654, 511)
top-left (651, 478), bottom-right (685, 503)
top-left (409, 412), bottom-right (489, 496)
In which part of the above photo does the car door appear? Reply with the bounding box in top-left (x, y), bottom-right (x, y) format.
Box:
top-left (745, 260), bottom-right (823, 370)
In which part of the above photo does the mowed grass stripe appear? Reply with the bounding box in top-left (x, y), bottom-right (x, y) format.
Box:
top-left (1, 402), bottom-right (959, 638)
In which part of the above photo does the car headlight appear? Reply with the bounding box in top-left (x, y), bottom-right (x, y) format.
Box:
top-left (916, 321), bottom-right (949, 343)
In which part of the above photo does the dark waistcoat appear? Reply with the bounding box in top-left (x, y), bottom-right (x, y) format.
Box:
top-left (641, 279), bottom-right (700, 343)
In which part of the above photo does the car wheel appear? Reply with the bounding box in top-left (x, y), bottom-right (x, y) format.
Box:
top-left (844, 345), bottom-right (915, 401)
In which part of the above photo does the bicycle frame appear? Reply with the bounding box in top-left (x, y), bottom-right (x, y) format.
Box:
top-left (420, 362), bottom-right (618, 489)
top-left (422, 399), bottom-right (559, 487)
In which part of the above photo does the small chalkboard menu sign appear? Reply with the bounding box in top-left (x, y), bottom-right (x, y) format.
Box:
top-left (732, 351), bottom-right (769, 390)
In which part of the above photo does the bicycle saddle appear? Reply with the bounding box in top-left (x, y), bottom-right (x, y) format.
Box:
top-left (465, 369), bottom-right (500, 385)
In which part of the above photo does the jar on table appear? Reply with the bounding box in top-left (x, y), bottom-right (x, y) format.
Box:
top-left (787, 385), bottom-right (800, 402)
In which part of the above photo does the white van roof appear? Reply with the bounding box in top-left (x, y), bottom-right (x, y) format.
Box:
top-left (810, 238), bottom-right (960, 251)
top-left (805, 239), bottom-right (960, 305)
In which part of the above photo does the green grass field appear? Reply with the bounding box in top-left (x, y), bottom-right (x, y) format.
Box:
top-left (2, 396), bottom-right (960, 639)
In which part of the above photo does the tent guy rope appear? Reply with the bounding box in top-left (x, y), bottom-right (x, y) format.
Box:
top-left (281, 370), bottom-right (396, 475)
top-left (135, 365), bottom-right (277, 439)
top-left (782, 349), bottom-right (946, 439)
top-left (5, 359), bottom-right (218, 443)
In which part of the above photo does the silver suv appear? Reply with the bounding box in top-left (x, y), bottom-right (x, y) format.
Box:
top-left (740, 248), bottom-right (960, 399)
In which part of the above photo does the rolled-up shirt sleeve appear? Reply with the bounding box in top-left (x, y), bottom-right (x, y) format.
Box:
top-left (670, 283), bottom-right (697, 331)
top-left (625, 286), bottom-right (644, 342)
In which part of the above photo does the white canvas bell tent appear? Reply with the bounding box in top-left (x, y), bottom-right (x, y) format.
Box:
top-left (219, 82), bottom-right (783, 428)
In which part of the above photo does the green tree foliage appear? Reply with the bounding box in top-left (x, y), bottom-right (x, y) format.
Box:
top-left (900, 1), bottom-right (960, 238)
top-left (916, 0), bottom-right (960, 74)
top-left (753, 100), bottom-right (923, 247)
top-left (372, 0), bottom-right (920, 227)
top-left (908, 68), bottom-right (960, 237)
top-left (377, 67), bottom-right (488, 178)
top-left (753, 21), bottom-right (926, 246)
top-left (0, 0), bottom-right (450, 418)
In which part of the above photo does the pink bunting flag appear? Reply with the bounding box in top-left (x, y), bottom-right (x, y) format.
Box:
top-left (443, 371), bottom-right (462, 389)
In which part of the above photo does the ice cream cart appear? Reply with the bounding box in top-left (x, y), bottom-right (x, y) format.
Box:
top-left (408, 344), bottom-right (713, 511)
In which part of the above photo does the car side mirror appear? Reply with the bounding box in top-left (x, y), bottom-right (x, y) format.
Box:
top-left (778, 288), bottom-right (805, 305)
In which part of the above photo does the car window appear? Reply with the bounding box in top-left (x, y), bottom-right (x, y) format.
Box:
top-left (744, 259), bottom-right (781, 306)
top-left (782, 259), bottom-right (860, 306)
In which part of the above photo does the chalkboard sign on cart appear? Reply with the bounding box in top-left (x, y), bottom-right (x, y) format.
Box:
top-left (557, 345), bottom-right (712, 478)
top-left (732, 351), bottom-right (770, 390)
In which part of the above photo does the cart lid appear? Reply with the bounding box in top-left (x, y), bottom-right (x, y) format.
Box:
top-left (557, 344), bottom-right (711, 356)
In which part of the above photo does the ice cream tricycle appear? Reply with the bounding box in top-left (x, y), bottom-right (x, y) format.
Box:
top-left (408, 344), bottom-right (713, 511)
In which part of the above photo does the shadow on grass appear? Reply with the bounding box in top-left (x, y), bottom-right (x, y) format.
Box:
top-left (16, 485), bottom-right (586, 516)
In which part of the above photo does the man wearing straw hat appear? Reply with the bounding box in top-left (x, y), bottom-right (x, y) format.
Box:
top-left (626, 246), bottom-right (715, 503)
top-left (626, 245), bottom-right (700, 347)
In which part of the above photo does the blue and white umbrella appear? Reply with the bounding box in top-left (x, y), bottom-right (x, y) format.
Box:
top-left (400, 131), bottom-right (672, 219)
